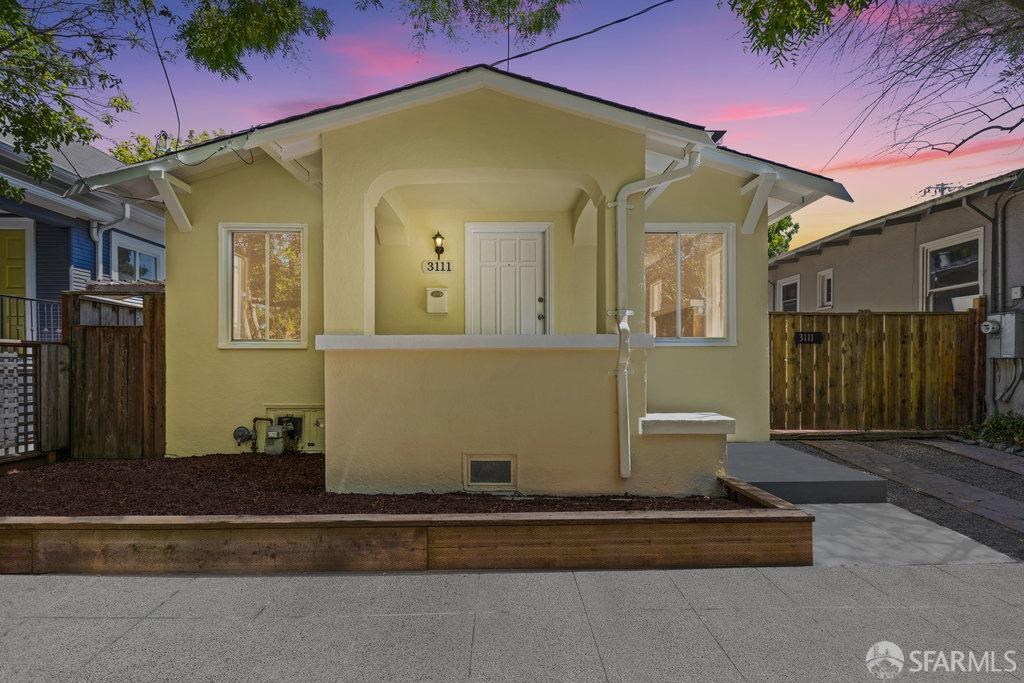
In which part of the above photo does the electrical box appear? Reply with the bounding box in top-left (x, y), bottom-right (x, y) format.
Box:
top-left (985, 312), bottom-right (1024, 358)
top-left (266, 407), bottom-right (326, 452)
top-left (1012, 286), bottom-right (1023, 301)
top-left (426, 287), bottom-right (448, 314)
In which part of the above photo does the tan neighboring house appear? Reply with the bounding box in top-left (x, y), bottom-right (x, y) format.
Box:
top-left (769, 169), bottom-right (1024, 415)
top-left (72, 65), bottom-right (849, 496)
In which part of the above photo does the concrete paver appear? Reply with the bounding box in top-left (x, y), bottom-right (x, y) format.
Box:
top-left (1, 564), bottom-right (1021, 681)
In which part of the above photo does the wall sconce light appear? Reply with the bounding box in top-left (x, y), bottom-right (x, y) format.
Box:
top-left (433, 231), bottom-right (445, 259)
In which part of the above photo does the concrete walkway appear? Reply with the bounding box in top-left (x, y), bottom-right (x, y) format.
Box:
top-left (3, 563), bottom-right (1024, 681)
top-left (808, 503), bottom-right (1014, 566)
top-left (728, 441), bottom-right (886, 503)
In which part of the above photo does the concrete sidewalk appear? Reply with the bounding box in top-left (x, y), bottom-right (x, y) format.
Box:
top-left (3, 563), bottom-right (1024, 681)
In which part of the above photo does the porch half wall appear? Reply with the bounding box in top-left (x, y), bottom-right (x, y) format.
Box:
top-left (323, 348), bottom-right (725, 496)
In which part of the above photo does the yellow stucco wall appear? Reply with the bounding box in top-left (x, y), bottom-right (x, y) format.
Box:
top-left (644, 167), bottom-right (771, 441)
top-left (165, 158), bottom-right (325, 455)
top-left (324, 348), bottom-right (725, 495)
top-left (375, 207), bottom-right (596, 334)
top-left (320, 88), bottom-right (639, 334)
top-left (163, 85), bottom-right (768, 486)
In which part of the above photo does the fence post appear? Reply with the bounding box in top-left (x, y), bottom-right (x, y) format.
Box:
top-left (856, 309), bottom-right (872, 431)
top-left (971, 296), bottom-right (988, 423)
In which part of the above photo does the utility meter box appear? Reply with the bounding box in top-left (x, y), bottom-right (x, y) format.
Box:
top-left (426, 287), bottom-right (448, 314)
top-left (985, 312), bottom-right (1024, 358)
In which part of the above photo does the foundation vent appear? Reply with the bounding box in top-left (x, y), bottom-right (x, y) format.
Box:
top-left (464, 455), bottom-right (516, 489)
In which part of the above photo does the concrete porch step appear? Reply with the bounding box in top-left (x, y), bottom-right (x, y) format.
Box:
top-left (727, 441), bottom-right (887, 504)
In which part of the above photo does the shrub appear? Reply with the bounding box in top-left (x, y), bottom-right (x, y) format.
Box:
top-left (961, 412), bottom-right (1024, 446)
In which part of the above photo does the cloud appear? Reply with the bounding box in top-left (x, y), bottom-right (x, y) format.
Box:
top-left (263, 99), bottom-right (340, 119)
top-left (827, 136), bottom-right (1024, 172)
top-left (328, 29), bottom-right (456, 84)
top-left (709, 102), bottom-right (809, 122)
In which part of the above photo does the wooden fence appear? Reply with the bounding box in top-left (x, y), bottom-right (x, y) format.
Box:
top-left (65, 289), bottom-right (165, 459)
top-left (769, 306), bottom-right (986, 432)
top-left (0, 342), bottom-right (68, 463)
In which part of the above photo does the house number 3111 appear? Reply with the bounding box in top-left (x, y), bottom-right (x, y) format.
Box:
top-left (422, 260), bottom-right (455, 273)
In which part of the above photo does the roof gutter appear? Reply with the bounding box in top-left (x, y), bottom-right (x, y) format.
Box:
top-left (90, 203), bottom-right (131, 280)
top-left (608, 147), bottom-right (701, 479)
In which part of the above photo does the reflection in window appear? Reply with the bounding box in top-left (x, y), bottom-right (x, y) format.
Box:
top-left (644, 229), bottom-right (728, 339)
top-left (116, 246), bottom-right (160, 281)
top-left (923, 235), bottom-right (980, 311)
top-left (231, 230), bottom-right (302, 341)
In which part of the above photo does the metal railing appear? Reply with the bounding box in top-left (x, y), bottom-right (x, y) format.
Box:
top-left (0, 295), bottom-right (61, 342)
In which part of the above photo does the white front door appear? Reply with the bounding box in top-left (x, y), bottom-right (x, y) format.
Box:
top-left (466, 224), bottom-right (548, 334)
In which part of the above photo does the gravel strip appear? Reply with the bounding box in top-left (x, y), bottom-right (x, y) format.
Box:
top-left (872, 439), bottom-right (1024, 502)
top-left (783, 439), bottom-right (1024, 561)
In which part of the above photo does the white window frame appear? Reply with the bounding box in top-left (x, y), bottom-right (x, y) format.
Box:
top-left (218, 222), bottom-right (308, 349)
top-left (776, 274), bottom-right (800, 312)
top-left (816, 268), bottom-right (834, 310)
top-left (919, 227), bottom-right (983, 312)
top-left (644, 222), bottom-right (737, 347)
top-left (110, 232), bottom-right (165, 282)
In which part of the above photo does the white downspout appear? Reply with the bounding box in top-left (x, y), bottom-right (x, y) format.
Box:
top-left (89, 204), bottom-right (131, 280)
top-left (609, 149), bottom-right (701, 478)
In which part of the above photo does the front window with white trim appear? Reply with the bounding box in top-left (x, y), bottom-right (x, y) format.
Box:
top-left (644, 223), bottom-right (735, 343)
top-left (219, 224), bottom-right (306, 348)
top-left (921, 228), bottom-right (982, 311)
top-left (816, 268), bottom-right (833, 309)
top-left (111, 233), bottom-right (164, 282)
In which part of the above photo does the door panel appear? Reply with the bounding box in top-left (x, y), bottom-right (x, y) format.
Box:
top-left (0, 230), bottom-right (26, 297)
top-left (469, 228), bottom-right (546, 335)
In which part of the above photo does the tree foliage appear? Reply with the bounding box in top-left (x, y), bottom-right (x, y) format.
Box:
top-left (0, 0), bottom-right (331, 199)
top-left (355, 0), bottom-right (573, 44)
top-left (768, 216), bottom-right (800, 258)
top-left (728, 0), bottom-right (1024, 158)
top-left (110, 129), bottom-right (227, 164)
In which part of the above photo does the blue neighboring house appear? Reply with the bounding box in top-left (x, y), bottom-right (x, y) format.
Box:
top-left (0, 138), bottom-right (164, 340)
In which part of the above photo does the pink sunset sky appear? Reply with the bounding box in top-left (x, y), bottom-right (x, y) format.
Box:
top-left (105, 1), bottom-right (1024, 247)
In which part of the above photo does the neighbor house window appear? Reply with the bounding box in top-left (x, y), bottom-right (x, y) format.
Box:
top-left (110, 233), bottom-right (164, 282)
top-left (921, 228), bottom-right (983, 311)
top-left (218, 223), bottom-right (306, 348)
top-left (776, 274), bottom-right (800, 312)
top-left (816, 268), bottom-right (834, 309)
top-left (644, 223), bottom-right (735, 344)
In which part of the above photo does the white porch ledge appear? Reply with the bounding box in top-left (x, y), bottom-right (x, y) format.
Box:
top-left (639, 412), bottom-right (736, 435)
top-left (315, 333), bottom-right (656, 350)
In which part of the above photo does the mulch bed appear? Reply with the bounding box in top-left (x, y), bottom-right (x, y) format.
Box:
top-left (0, 453), bottom-right (744, 516)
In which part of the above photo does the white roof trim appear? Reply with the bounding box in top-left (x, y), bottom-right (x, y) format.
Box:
top-left (70, 66), bottom-right (850, 208)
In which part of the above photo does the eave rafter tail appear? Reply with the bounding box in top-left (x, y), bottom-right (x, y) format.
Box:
top-left (148, 170), bottom-right (192, 233)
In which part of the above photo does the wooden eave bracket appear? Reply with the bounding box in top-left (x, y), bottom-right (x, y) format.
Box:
top-left (741, 172), bottom-right (778, 234)
top-left (148, 170), bottom-right (192, 233)
top-left (259, 142), bottom-right (322, 192)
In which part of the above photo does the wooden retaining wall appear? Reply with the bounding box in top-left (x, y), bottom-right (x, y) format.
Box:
top-left (0, 478), bottom-right (813, 573)
top-left (770, 306), bottom-right (986, 432)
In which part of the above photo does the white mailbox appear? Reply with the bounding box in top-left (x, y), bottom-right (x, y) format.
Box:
top-left (426, 287), bottom-right (448, 314)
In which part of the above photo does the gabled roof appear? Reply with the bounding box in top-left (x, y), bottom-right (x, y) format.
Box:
top-left (69, 64), bottom-right (851, 222)
top-left (770, 167), bottom-right (1024, 266)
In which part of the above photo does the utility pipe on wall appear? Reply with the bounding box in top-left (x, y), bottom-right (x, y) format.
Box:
top-left (609, 148), bottom-right (701, 478)
top-left (90, 204), bottom-right (131, 280)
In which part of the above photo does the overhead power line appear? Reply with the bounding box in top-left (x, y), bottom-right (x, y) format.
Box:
top-left (490, 0), bottom-right (679, 67)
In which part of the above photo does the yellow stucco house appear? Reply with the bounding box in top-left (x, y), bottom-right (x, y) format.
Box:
top-left (73, 66), bottom-right (850, 496)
